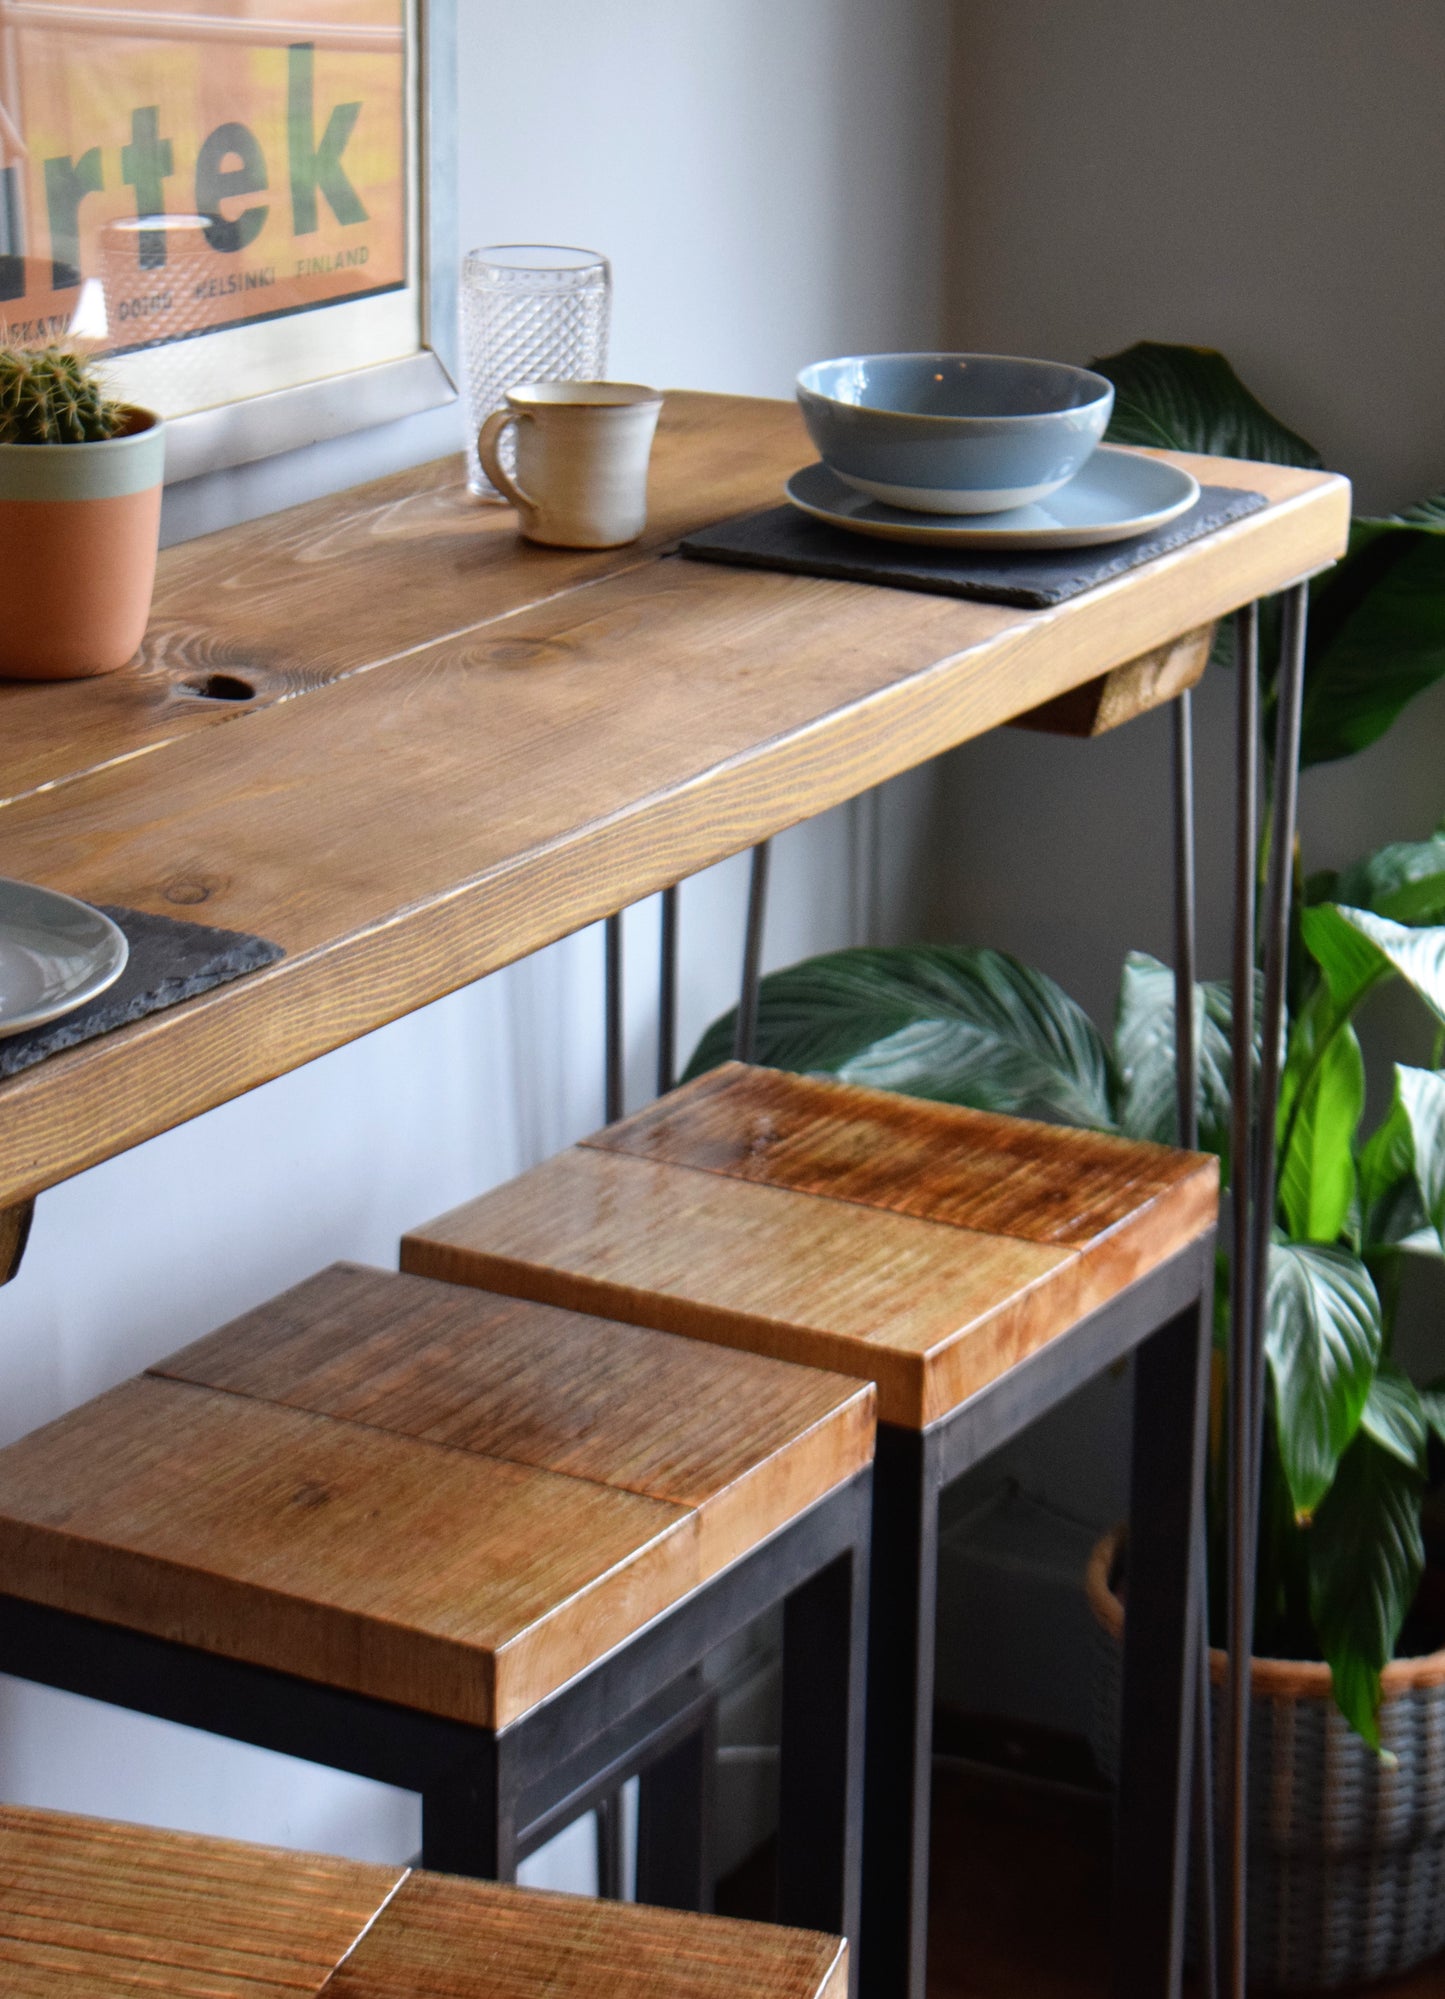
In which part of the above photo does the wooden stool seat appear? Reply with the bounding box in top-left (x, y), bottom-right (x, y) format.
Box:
top-left (0, 1264), bottom-right (874, 1951)
top-left (0, 1262), bottom-right (868, 1726)
top-left (0, 1803), bottom-right (848, 1999)
top-left (401, 1062), bottom-right (1219, 1999)
top-left (0, 1801), bottom-right (396, 1997)
top-left (401, 1061), bottom-right (1218, 1428)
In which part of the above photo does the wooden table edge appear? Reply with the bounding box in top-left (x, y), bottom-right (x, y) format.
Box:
top-left (0, 457), bottom-right (1350, 1207)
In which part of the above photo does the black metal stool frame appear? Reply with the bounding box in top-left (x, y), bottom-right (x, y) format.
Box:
top-left (0, 1465), bottom-right (871, 1971)
top-left (859, 1233), bottom-right (1215, 1999)
top-left (612, 835), bottom-right (1216, 1999)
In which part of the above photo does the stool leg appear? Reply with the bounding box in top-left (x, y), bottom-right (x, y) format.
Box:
top-left (422, 1757), bottom-right (518, 1881)
top-left (636, 1707), bottom-right (718, 1910)
top-left (858, 1429), bottom-right (938, 1999)
top-left (595, 1791), bottom-right (626, 1899)
top-left (1112, 1295), bottom-right (1212, 1999)
top-left (778, 1532), bottom-right (870, 1978)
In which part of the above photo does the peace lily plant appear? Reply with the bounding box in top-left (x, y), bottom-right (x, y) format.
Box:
top-left (687, 345), bottom-right (1445, 1748)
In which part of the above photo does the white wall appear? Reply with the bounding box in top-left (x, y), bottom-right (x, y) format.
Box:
top-left (929, 0), bottom-right (1445, 1721)
top-left (0, 0), bottom-right (951, 1867)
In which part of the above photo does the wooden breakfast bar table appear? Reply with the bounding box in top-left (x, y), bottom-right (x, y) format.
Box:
top-left (0, 390), bottom-right (1350, 1999)
top-left (0, 391), bottom-right (1346, 1215)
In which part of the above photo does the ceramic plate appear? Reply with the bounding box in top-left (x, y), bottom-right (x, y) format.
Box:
top-left (785, 448), bottom-right (1201, 549)
top-left (0, 879), bottom-right (128, 1039)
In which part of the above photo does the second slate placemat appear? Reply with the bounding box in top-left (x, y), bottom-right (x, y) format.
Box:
top-left (0, 905), bottom-right (285, 1080)
top-left (679, 483), bottom-right (1268, 609)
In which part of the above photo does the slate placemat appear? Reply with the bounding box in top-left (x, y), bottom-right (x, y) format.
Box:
top-left (679, 482), bottom-right (1268, 609)
top-left (0, 904), bottom-right (284, 1079)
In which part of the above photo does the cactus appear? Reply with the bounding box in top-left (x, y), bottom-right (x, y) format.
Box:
top-left (0, 346), bottom-right (126, 445)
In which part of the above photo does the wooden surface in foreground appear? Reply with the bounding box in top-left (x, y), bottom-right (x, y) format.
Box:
top-left (0, 1801), bottom-right (848, 1999)
top-left (0, 393), bottom-right (1349, 1207)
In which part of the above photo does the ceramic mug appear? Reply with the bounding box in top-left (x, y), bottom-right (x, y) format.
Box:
top-left (477, 381), bottom-right (664, 548)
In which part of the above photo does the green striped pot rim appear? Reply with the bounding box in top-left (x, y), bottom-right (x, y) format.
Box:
top-left (0, 409), bottom-right (165, 502)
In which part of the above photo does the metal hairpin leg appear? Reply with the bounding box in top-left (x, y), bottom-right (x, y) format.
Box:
top-left (734, 841), bottom-right (772, 1064)
top-left (658, 884), bottom-right (679, 1096)
top-left (1224, 600), bottom-right (1259, 1998)
top-left (1171, 687), bottom-right (1218, 1999)
top-left (605, 911), bottom-right (624, 1122)
top-left (1223, 586), bottom-right (1308, 1999)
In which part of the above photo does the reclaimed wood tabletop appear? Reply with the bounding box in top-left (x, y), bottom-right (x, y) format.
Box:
top-left (0, 391), bottom-right (1350, 1210)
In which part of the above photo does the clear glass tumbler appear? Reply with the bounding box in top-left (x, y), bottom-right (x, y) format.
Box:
top-left (461, 244), bottom-right (611, 498)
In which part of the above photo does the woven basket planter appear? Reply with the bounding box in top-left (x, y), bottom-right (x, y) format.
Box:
top-left (1087, 1528), bottom-right (1445, 1990)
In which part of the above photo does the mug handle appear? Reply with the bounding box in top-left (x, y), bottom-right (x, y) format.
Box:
top-left (477, 408), bottom-right (536, 515)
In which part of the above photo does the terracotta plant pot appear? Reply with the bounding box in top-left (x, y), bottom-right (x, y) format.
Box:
top-left (0, 406), bottom-right (165, 680)
top-left (1087, 1527), bottom-right (1445, 1989)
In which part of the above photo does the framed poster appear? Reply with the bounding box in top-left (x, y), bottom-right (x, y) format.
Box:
top-left (0, 0), bottom-right (455, 478)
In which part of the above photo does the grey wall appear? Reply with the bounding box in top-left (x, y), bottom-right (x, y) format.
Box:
top-left (937, 0), bottom-right (1445, 1101)
top-left (946, 0), bottom-right (1445, 515)
top-left (930, 1), bottom-right (1445, 1690)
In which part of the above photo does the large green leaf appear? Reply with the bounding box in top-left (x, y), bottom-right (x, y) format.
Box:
top-left (1359, 1361), bottom-right (1430, 1472)
top-left (1301, 905), bottom-right (1445, 1028)
top-left (1397, 1065), bottom-right (1445, 1250)
top-left (1332, 829), bottom-right (1445, 927)
top-left (1265, 1242), bottom-right (1381, 1520)
top-left (1090, 342), bottom-right (1322, 466)
top-left (1308, 1380), bottom-right (1426, 1748)
top-left (1394, 490), bottom-right (1445, 529)
top-left (1419, 1385), bottom-right (1445, 1453)
top-left (1276, 991), bottom-right (1364, 1243)
top-left (682, 945), bottom-right (1117, 1129)
top-left (1301, 518), bottom-right (1445, 768)
top-left (1357, 1087), bottom-right (1427, 1253)
top-left (1112, 951), bottom-right (1243, 1165)
top-left (1087, 346), bottom-right (1445, 770)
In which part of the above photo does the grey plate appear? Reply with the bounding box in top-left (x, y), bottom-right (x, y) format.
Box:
top-left (0, 880), bottom-right (129, 1039)
top-left (786, 447), bottom-right (1201, 549)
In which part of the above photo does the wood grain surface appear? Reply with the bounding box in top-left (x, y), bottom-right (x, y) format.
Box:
top-left (0, 1801), bottom-right (401, 1997)
top-left (587, 1065), bottom-right (1216, 1249)
top-left (331, 1868), bottom-right (848, 1999)
top-left (404, 1065), bottom-right (1218, 1428)
top-left (154, 1261), bottom-right (873, 1584)
top-left (1010, 623), bottom-right (1213, 737)
top-left (0, 395), bottom-right (808, 809)
top-left (0, 1200), bottom-right (33, 1286)
top-left (0, 1264), bottom-right (870, 1723)
top-left (0, 1373), bottom-right (690, 1726)
top-left (0, 401), bottom-right (1349, 1209)
top-left (0, 1803), bottom-right (846, 1999)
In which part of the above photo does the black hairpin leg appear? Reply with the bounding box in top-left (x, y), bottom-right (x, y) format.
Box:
top-left (658, 884), bottom-right (680, 1096)
top-left (1171, 686), bottom-right (1217, 1999)
top-left (605, 910), bottom-right (624, 1122)
top-left (733, 842), bottom-right (772, 1064)
top-left (1223, 586), bottom-right (1308, 1999)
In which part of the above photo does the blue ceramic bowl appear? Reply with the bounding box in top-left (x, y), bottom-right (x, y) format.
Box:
top-left (795, 352), bottom-right (1114, 515)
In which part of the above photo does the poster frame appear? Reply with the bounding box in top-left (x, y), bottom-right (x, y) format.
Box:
top-left (134, 0), bottom-right (458, 482)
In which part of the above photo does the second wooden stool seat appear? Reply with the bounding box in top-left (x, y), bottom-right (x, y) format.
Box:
top-left (0, 1262), bottom-right (873, 1950)
top-left (0, 1800), bottom-right (850, 1999)
top-left (401, 1061), bottom-right (1219, 1999)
